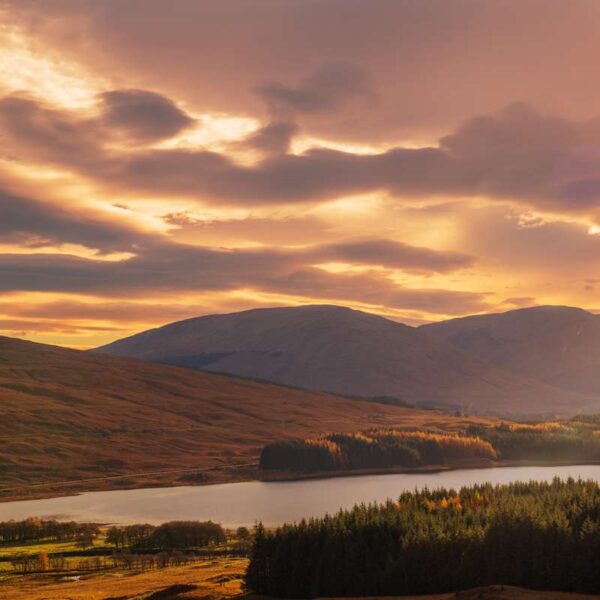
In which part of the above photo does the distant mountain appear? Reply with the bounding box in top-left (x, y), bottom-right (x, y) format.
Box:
top-left (422, 305), bottom-right (600, 396)
top-left (0, 334), bottom-right (450, 494)
top-left (97, 305), bottom-right (593, 416)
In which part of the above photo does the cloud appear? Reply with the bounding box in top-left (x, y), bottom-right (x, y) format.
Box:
top-left (0, 319), bottom-right (122, 334)
top-left (5, 94), bottom-right (600, 213)
top-left (257, 63), bottom-right (374, 117)
top-left (459, 205), bottom-right (600, 274)
top-left (0, 190), bottom-right (145, 252)
top-left (307, 239), bottom-right (474, 273)
top-left (0, 89), bottom-right (193, 169)
top-left (112, 103), bottom-right (600, 211)
top-left (241, 121), bottom-right (299, 156)
top-left (98, 89), bottom-right (194, 142)
top-left (0, 95), bottom-right (101, 169)
top-left (0, 299), bottom-right (210, 324)
top-left (0, 239), bottom-right (484, 314)
top-left (11, 0), bottom-right (600, 144)
top-left (0, 182), bottom-right (478, 311)
top-left (163, 213), bottom-right (335, 246)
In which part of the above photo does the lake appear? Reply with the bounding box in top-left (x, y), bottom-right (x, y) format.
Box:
top-left (2, 464), bottom-right (600, 527)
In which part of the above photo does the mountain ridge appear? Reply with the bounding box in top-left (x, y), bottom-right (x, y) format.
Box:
top-left (97, 304), bottom-right (595, 417)
top-left (422, 304), bottom-right (600, 396)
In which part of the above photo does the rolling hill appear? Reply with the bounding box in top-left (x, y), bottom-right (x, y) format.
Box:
top-left (0, 334), bottom-right (491, 498)
top-left (96, 305), bottom-right (594, 416)
top-left (422, 305), bottom-right (600, 396)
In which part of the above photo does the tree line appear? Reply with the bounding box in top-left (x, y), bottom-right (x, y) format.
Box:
top-left (106, 520), bottom-right (226, 550)
top-left (10, 549), bottom-right (201, 573)
top-left (245, 478), bottom-right (600, 597)
top-left (0, 517), bottom-right (99, 545)
top-left (466, 421), bottom-right (600, 461)
top-left (260, 418), bottom-right (600, 474)
top-left (259, 429), bottom-right (497, 472)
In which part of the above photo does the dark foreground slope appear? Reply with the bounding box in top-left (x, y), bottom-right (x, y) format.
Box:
top-left (97, 305), bottom-right (593, 416)
top-left (423, 305), bottom-right (600, 396)
top-left (0, 335), bottom-right (489, 498)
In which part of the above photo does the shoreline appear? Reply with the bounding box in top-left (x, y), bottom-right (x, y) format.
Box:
top-left (256, 457), bottom-right (600, 483)
top-left (3, 457), bottom-right (600, 505)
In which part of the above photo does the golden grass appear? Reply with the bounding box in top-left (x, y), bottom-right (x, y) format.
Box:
top-left (0, 538), bottom-right (107, 558)
top-left (0, 556), bottom-right (248, 599)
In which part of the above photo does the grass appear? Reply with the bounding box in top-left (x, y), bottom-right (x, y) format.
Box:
top-left (0, 335), bottom-right (497, 501)
top-left (2, 566), bottom-right (599, 599)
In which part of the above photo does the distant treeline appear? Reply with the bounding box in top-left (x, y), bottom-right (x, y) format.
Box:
top-left (260, 419), bottom-right (600, 473)
top-left (259, 429), bottom-right (496, 472)
top-left (0, 518), bottom-right (99, 545)
top-left (4, 520), bottom-right (248, 575)
top-left (106, 521), bottom-right (226, 550)
top-left (467, 421), bottom-right (600, 461)
top-left (245, 478), bottom-right (600, 597)
top-left (0, 518), bottom-right (228, 551)
top-left (10, 549), bottom-right (205, 574)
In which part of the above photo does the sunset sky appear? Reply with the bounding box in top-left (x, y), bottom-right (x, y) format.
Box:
top-left (3, 0), bottom-right (600, 348)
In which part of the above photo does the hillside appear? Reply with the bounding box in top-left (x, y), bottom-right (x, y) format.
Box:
top-left (96, 305), bottom-right (594, 416)
top-left (0, 335), bottom-right (492, 498)
top-left (422, 305), bottom-right (600, 396)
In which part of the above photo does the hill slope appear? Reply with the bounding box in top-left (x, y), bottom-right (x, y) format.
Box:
top-left (96, 305), bottom-right (594, 416)
top-left (422, 305), bottom-right (600, 396)
top-left (0, 335), bottom-right (488, 496)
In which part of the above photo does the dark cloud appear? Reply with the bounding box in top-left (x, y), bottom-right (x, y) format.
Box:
top-left (1, 235), bottom-right (473, 291)
top-left (0, 95), bottom-right (100, 169)
top-left (0, 190), bottom-right (144, 252)
top-left (257, 63), bottom-right (374, 117)
top-left (241, 121), bottom-right (299, 156)
top-left (307, 239), bottom-right (474, 273)
top-left (97, 104), bottom-right (600, 211)
top-left (5, 94), bottom-right (600, 212)
top-left (0, 89), bottom-right (193, 169)
top-left (98, 89), bottom-right (194, 142)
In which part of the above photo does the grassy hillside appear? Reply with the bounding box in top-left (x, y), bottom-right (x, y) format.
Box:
top-left (0, 336), bottom-right (494, 500)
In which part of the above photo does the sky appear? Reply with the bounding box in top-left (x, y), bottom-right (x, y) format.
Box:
top-left (3, 0), bottom-right (600, 348)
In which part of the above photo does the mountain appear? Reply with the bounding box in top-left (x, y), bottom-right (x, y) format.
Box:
top-left (422, 305), bottom-right (600, 396)
top-left (0, 334), bottom-right (478, 497)
top-left (96, 305), bottom-right (593, 416)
